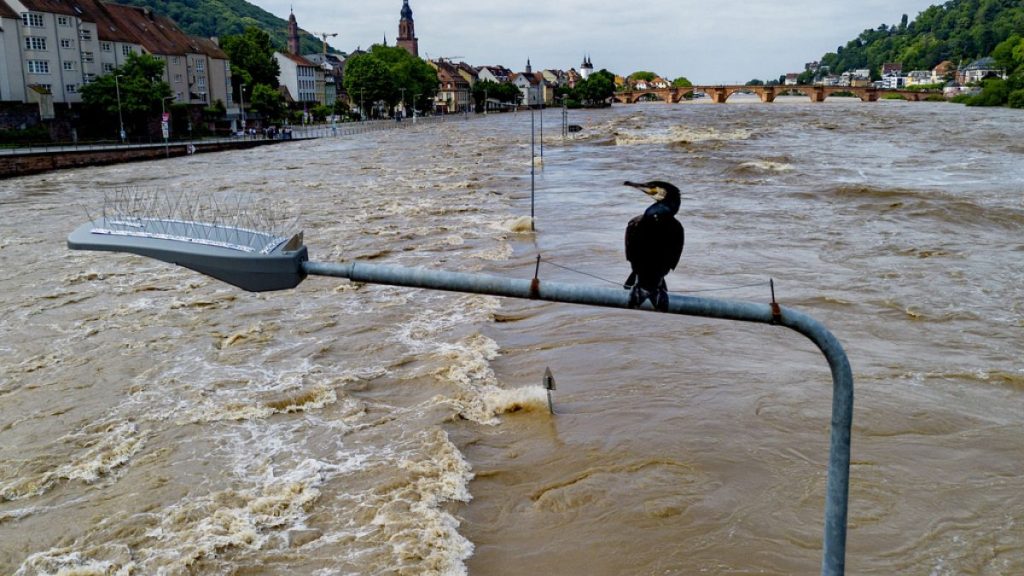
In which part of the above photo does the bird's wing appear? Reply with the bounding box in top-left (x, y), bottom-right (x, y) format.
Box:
top-left (667, 219), bottom-right (684, 270)
top-left (624, 215), bottom-right (646, 266)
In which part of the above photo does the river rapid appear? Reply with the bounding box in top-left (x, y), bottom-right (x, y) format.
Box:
top-left (1, 97), bottom-right (1022, 575)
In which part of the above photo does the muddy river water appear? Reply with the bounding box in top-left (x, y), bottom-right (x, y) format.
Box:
top-left (1, 98), bottom-right (1022, 575)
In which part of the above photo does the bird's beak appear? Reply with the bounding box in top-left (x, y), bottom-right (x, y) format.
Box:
top-left (624, 181), bottom-right (665, 201)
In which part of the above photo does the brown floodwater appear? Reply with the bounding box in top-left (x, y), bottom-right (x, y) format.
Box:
top-left (1, 97), bottom-right (1022, 575)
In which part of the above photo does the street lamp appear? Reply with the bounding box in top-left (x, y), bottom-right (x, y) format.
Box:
top-left (114, 74), bottom-right (125, 143)
top-left (239, 83), bottom-right (246, 132)
top-left (413, 93), bottom-right (420, 123)
top-left (399, 87), bottom-right (406, 119)
top-left (161, 95), bottom-right (174, 157)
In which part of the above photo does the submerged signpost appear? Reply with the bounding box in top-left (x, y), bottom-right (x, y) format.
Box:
top-left (68, 209), bottom-right (854, 576)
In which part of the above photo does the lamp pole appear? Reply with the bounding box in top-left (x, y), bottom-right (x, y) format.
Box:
top-left (161, 95), bottom-right (173, 157)
top-left (413, 93), bottom-right (419, 123)
top-left (400, 87), bottom-right (406, 119)
top-left (238, 83), bottom-right (246, 133)
top-left (115, 74), bottom-right (125, 143)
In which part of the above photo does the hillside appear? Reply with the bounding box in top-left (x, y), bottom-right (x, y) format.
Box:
top-left (114, 0), bottom-right (335, 55)
top-left (819, 0), bottom-right (1024, 75)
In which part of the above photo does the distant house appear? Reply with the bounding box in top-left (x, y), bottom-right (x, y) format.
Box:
top-left (275, 52), bottom-right (323, 105)
top-left (512, 72), bottom-right (542, 107)
top-left (541, 69), bottom-right (565, 88)
top-left (477, 65), bottom-right (512, 84)
top-left (959, 57), bottom-right (1005, 85)
top-left (633, 79), bottom-right (650, 90)
top-left (651, 77), bottom-right (670, 89)
top-left (931, 60), bottom-right (955, 84)
top-left (881, 62), bottom-right (903, 76)
top-left (566, 68), bottom-right (581, 88)
top-left (881, 73), bottom-right (906, 89)
top-left (784, 73), bottom-right (799, 86)
top-left (430, 59), bottom-right (471, 113)
top-left (905, 70), bottom-right (932, 87)
top-left (304, 52), bottom-right (348, 107)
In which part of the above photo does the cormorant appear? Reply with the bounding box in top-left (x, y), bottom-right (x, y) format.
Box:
top-left (623, 180), bottom-right (684, 311)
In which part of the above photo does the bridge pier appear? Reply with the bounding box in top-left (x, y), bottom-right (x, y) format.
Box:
top-left (758, 88), bottom-right (776, 103)
top-left (811, 87), bottom-right (826, 103)
top-left (710, 87), bottom-right (729, 104)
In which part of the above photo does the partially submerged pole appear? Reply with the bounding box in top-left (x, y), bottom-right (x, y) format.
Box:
top-left (67, 218), bottom-right (853, 575)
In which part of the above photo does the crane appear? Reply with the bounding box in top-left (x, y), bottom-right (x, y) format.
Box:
top-left (312, 32), bottom-right (338, 55)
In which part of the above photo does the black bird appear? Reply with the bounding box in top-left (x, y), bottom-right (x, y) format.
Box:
top-left (623, 180), bottom-right (684, 311)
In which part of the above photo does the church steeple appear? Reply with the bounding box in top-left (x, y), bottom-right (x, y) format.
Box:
top-left (287, 9), bottom-right (299, 55)
top-left (397, 0), bottom-right (418, 57)
top-left (525, 58), bottom-right (532, 74)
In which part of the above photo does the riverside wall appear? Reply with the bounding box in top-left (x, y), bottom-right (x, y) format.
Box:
top-left (0, 139), bottom-right (283, 180)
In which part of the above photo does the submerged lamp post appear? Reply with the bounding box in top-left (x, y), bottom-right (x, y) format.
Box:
top-left (160, 95), bottom-right (173, 157)
top-left (115, 74), bottom-right (125, 143)
top-left (67, 213), bottom-right (853, 576)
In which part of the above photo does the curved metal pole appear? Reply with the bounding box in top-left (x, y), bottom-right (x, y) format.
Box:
top-left (303, 260), bottom-right (852, 576)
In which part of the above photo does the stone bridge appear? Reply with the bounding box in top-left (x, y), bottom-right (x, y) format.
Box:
top-left (614, 85), bottom-right (937, 104)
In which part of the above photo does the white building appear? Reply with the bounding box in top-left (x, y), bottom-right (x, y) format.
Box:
top-left (275, 52), bottom-right (322, 104)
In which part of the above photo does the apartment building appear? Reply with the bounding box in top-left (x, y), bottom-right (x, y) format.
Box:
top-left (0, 0), bottom-right (230, 108)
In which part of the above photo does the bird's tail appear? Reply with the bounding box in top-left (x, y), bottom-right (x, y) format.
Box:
top-left (623, 271), bottom-right (637, 290)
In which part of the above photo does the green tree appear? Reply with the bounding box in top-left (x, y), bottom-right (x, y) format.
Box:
top-left (249, 83), bottom-right (285, 122)
top-left (342, 45), bottom-right (437, 117)
top-left (629, 71), bottom-right (657, 81)
top-left (576, 69), bottom-right (615, 106)
top-left (221, 26), bottom-right (280, 100)
top-left (472, 80), bottom-right (519, 112)
top-left (80, 52), bottom-right (172, 140)
top-left (745, 79), bottom-right (765, 86)
top-left (671, 77), bottom-right (693, 87)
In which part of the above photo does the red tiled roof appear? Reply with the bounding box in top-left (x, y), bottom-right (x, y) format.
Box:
top-left (0, 0), bottom-right (19, 19)
top-left (277, 52), bottom-right (315, 66)
top-left (16, 0), bottom-right (82, 17)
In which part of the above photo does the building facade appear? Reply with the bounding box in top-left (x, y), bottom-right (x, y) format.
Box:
top-left (0, 0), bottom-right (230, 108)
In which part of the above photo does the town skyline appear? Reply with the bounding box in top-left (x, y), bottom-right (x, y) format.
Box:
top-left (251, 0), bottom-right (941, 83)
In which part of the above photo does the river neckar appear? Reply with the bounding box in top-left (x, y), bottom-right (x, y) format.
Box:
top-left (1, 98), bottom-right (1022, 575)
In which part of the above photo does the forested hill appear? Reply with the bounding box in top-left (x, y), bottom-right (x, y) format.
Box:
top-left (114, 0), bottom-right (331, 55)
top-left (819, 0), bottom-right (1024, 75)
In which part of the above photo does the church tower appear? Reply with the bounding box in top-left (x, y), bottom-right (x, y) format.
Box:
top-left (581, 55), bottom-right (594, 80)
top-left (287, 9), bottom-right (300, 55)
top-left (397, 0), bottom-right (418, 57)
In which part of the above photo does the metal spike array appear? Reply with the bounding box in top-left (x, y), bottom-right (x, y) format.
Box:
top-left (90, 188), bottom-right (301, 254)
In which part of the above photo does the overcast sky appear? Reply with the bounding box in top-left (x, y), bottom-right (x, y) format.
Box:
top-left (252, 0), bottom-right (940, 83)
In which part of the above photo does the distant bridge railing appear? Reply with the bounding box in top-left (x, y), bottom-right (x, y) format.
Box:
top-left (615, 85), bottom-right (943, 104)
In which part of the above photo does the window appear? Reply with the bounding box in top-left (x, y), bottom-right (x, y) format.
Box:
top-left (63, 61), bottom-right (76, 71)
top-left (61, 38), bottom-right (73, 49)
top-left (82, 73), bottom-right (96, 83)
top-left (57, 16), bottom-right (70, 26)
top-left (174, 73), bottom-right (183, 83)
top-left (194, 60), bottom-right (204, 72)
top-left (27, 60), bottom-right (50, 74)
top-left (66, 83), bottom-right (78, 93)
top-left (25, 37), bottom-right (47, 51)
top-left (81, 51), bottom-right (94, 63)
top-left (196, 76), bottom-right (206, 89)
top-left (122, 45), bottom-right (131, 56)
top-left (101, 42), bottom-right (112, 52)
top-left (103, 63), bottom-right (114, 72)
top-left (22, 13), bottom-right (45, 27)
top-left (36, 83), bottom-right (52, 92)
top-left (79, 29), bottom-right (91, 41)
top-left (171, 56), bottom-right (179, 65)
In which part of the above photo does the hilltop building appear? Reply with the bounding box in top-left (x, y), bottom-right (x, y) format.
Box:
top-left (397, 0), bottom-right (418, 57)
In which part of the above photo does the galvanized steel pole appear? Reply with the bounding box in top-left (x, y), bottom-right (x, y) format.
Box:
top-left (302, 260), bottom-right (853, 576)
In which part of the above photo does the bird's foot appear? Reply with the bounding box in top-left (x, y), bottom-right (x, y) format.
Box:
top-left (652, 287), bottom-right (670, 312)
top-left (628, 285), bottom-right (646, 309)
top-left (623, 272), bottom-right (637, 290)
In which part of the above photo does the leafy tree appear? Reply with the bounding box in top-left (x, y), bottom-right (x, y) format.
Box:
top-left (80, 52), bottom-right (172, 139)
top-left (249, 83), bottom-right (285, 121)
top-left (472, 80), bottom-right (520, 112)
top-left (629, 71), bottom-right (657, 81)
top-left (576, 69), bottom-right (615, 106)
top-left (671, 77), bottom-right (693, 87)
top-left (343, 52), bottom-right (396, 117)
top-left (343, 45), bottom-right (437, 117)
top-left (221, 26), bottom-right (280, 99)
top-left (745, 79), bottom-right (765, 86)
